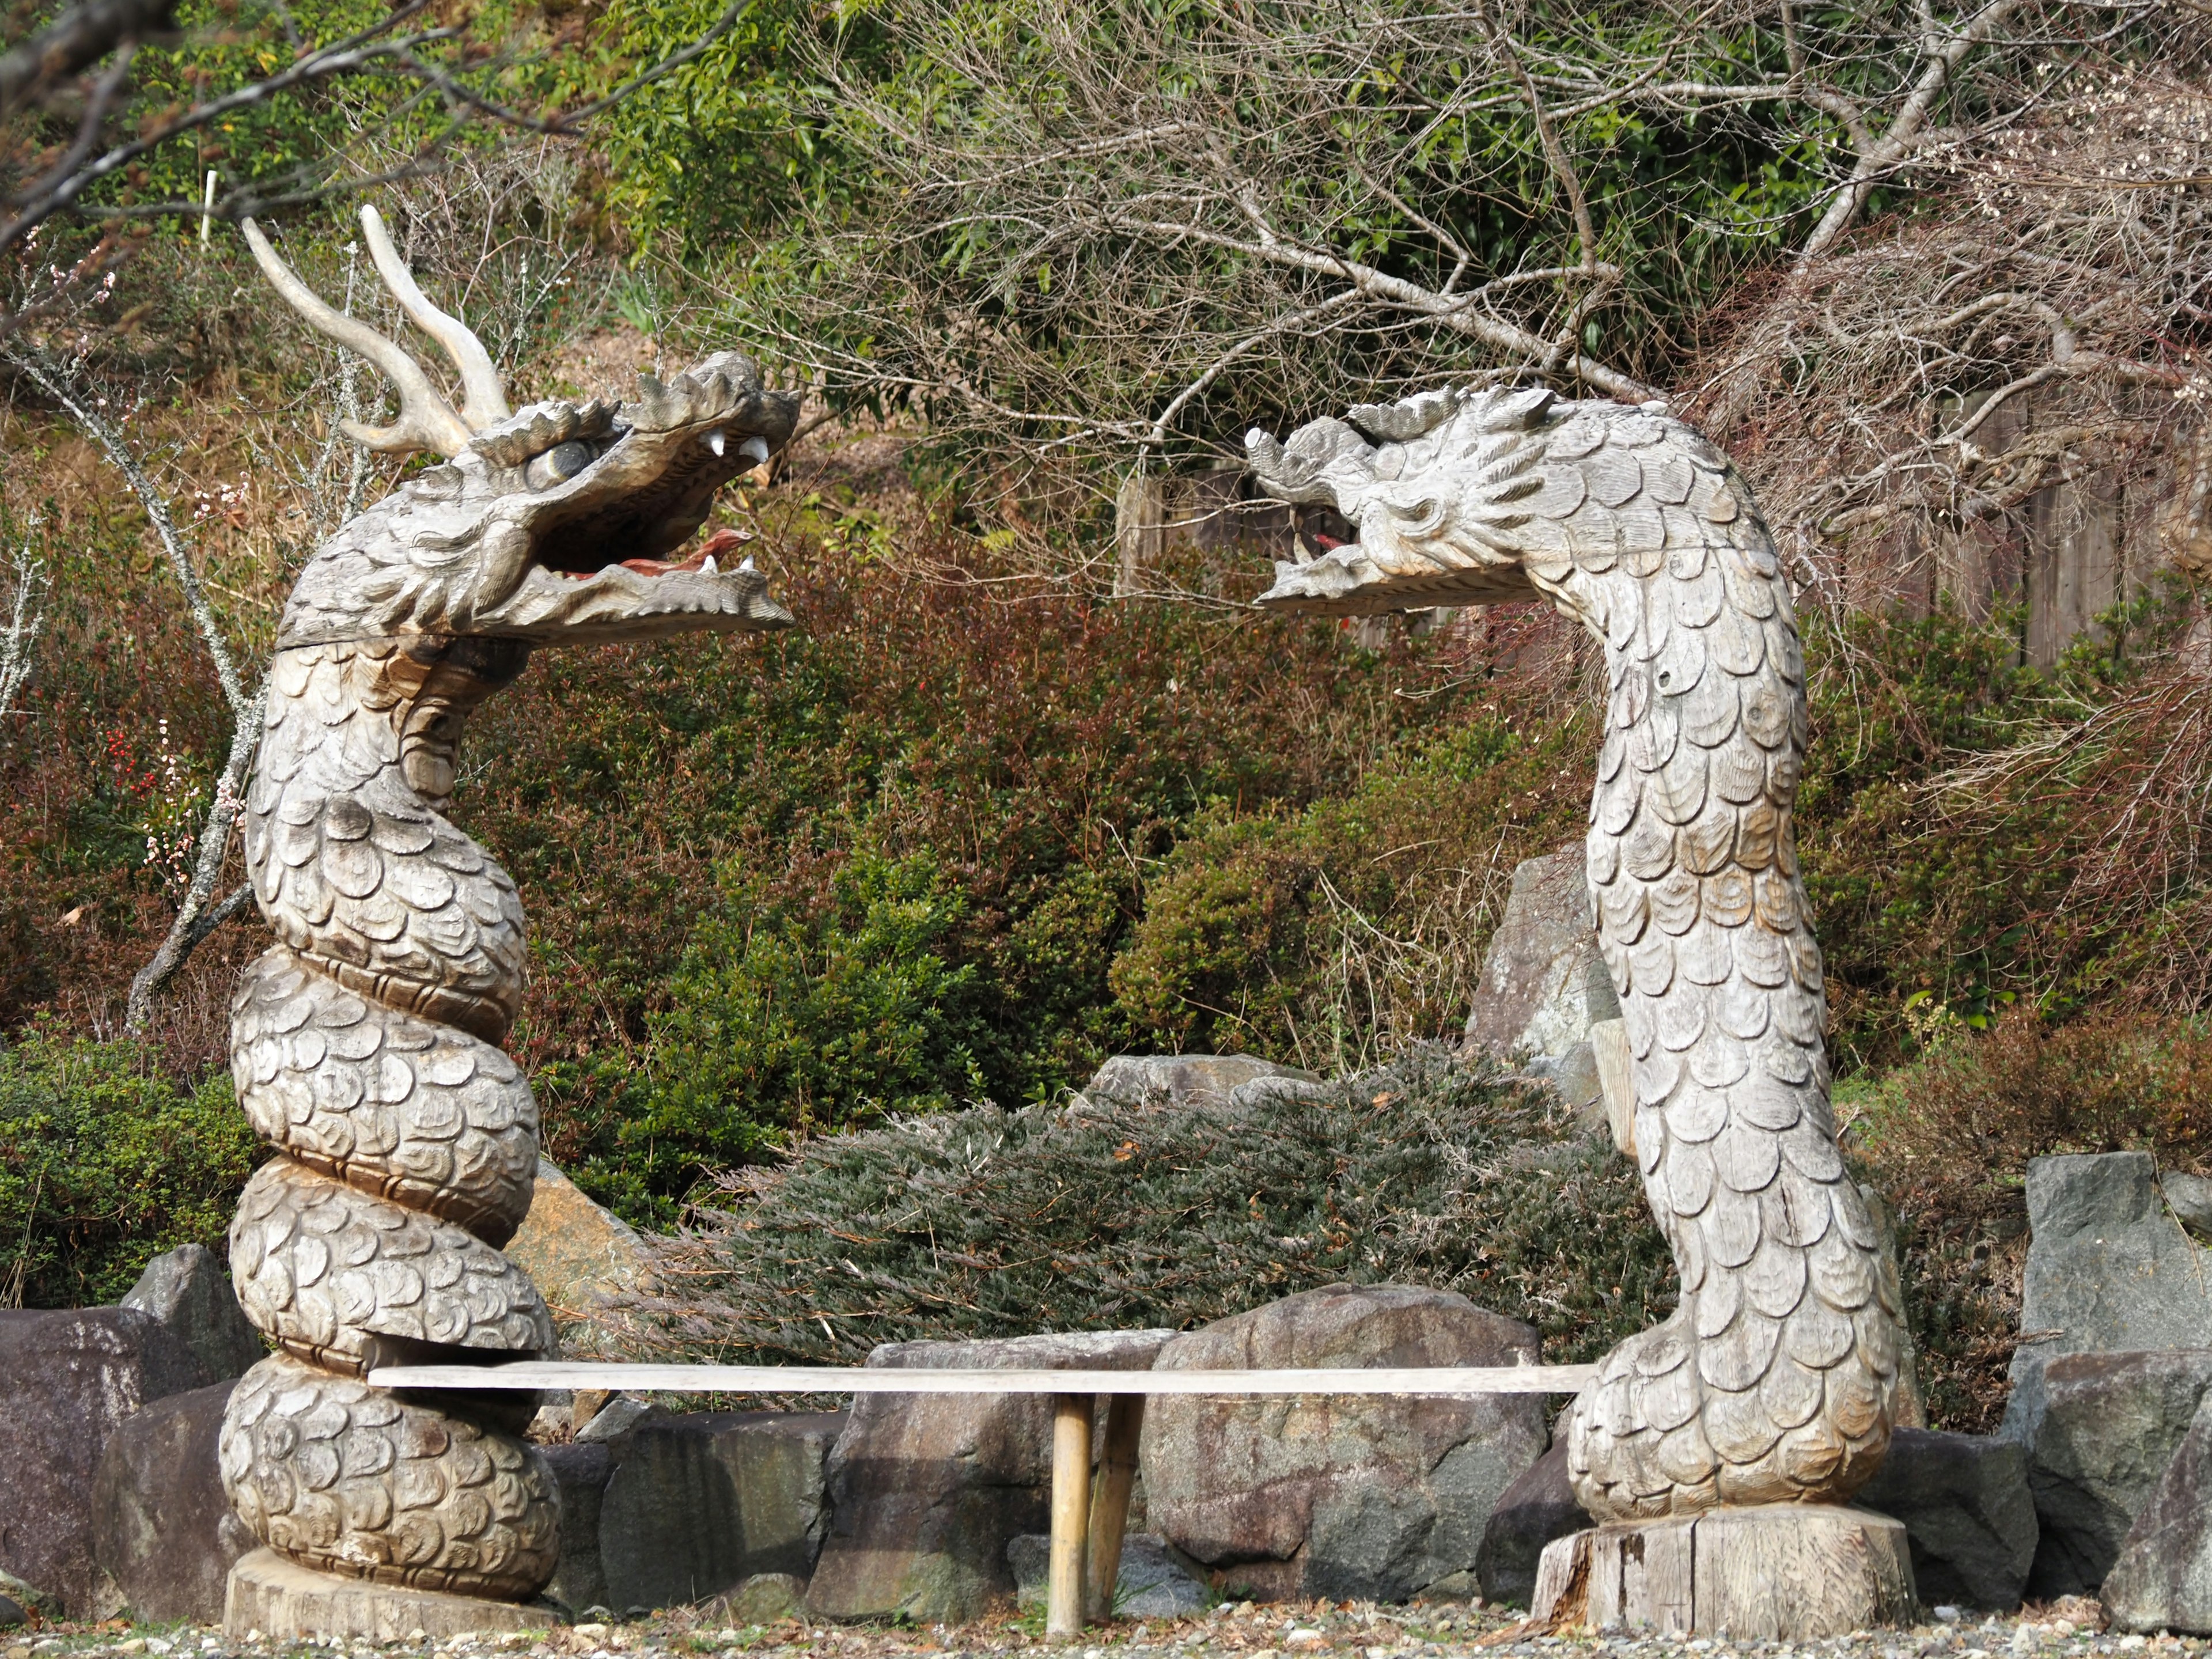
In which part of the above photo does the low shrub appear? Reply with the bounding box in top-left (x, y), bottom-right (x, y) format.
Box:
top-left (0, 1031), bottom-right (259, 1308)
top-left (621, 1046), bottom-right (1676, 1367)
top-left (1844, 1008), bottom-right (2212, 1432)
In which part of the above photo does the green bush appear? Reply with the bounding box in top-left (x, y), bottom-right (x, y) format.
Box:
top-left (480, 532), bottom-right (1482, 1222)
top-left (1108, 703), bottom-right (1593, 1066)
top-left (0, 1032), bottom-right (259, 1308)
top-left (1842, 1008), bottom-right (2212, 1433)
top-left (556, 846), bottom-right (996, 1218)
top-left (1111, 596), bottom-right (2205, 1088)
top-left (630, 1046), bottom-right (1676, 1368)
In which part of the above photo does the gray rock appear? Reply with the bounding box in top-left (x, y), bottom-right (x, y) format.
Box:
top-left (1474, 1443), bottom-right (1587, 1609)
top-left (0, 1593), bottom-right (21, 1630)
top-left (1082, 1055), bottom-right (1322, 1113)
top-left (808, 1328), bottom-right (1176, 1623)
top-left (539, 1441), bottom-right (613, 1616)
top-left (1853, 1427), bottom-right (2037, 1610)
top-left (2000, 1349), bottom-right (2212, 1598)
top-left (2105, 1387), bottom-right (2212, 1633)
top-left (90, 1379), bottom-right (255, 1623)
top-left (2017, 1154), bottom-right (2212, 1359)
top-left (119, 1243), bottom-right (263, 1381)
top-left (715, 1573), bottom-right (807, 1624)
top-left (0, 1308), bottom-right (206, 1618)
top-left (2166, 1171), bottom-right (2212, 1246)
top-left (1142, 1283), bottom-right (1548, 1603)
top-left (600, 1411), bottom-right (844, 1615)
top-left (1008, 1533), bottom-right (1211, 1618)
top-left (1463, 848), bottom-right (1617, 1119)
top-left (576, 1392), bottom-right (658, 1444)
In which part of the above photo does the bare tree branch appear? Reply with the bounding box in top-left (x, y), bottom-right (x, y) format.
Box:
top-left (0, 0), bottom-right (172, 120)
top-left (3, 348), bottom-right (264, 1027)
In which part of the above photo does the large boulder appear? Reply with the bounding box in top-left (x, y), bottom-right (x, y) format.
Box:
top-left (539, 1441), bottom-right (615, 1616)
top-left (119, 1244), bottom-right (263, 1381)
top-left (0, 1308), bottom-right (206, 1618)
top-left (2013, 1154), bottom-right (2212, 1369)
top-left (2001, 1349), bottom-right (2212, 1598)
top-left (1474, 1443), bottom-right (1588, 1608)
top-left (91, 1380), bottom-right (254, 1623)
top-left (1080, 1055), bottom-right (1321, 1113)
top-left (2105, 1388), bottom-right (2212, 1633)
top-left (1461, 847), bottom-right (1618, 1120)
top-left (1142, 1283), bottom-right (1548, 1603)
top-left (1853, 1427), bottom-right (2037, 1611)
top-left (599, 1411), bottom-right (843, 1616)
top-left (807, 1329), bottom-right (1175, 1623)
top-left (503, 1158), bottom-right (654, 1357)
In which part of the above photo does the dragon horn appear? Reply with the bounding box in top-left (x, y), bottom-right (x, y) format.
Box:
top-left (358, 205), bottom-right (511, 431)
top-left (240, 218), bottom-right (474, 459)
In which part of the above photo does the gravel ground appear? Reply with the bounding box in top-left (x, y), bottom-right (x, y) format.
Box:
top-left (2, 1598), bottom-right (2199, 1659)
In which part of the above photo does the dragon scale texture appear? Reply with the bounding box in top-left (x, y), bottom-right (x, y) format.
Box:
top-left (217, 209), bottom-right (799, 1599)
top-left (1244, 386), bottom-right (1906, 1520)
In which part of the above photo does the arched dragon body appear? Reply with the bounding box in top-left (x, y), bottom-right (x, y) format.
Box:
top-left (1245, 386), bottom-right (1905, 1520)
top-left (218, 210), bottom-right (798, 1598)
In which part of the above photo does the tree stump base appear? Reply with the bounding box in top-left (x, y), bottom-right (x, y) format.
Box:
top-left (224, 1550), bottom-right (559, 1642)
top-left (1531, 1505), bottom-right (1918, 1638)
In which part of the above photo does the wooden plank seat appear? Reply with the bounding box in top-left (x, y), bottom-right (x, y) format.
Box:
top-left (370, 1361), bottom-right (1596, 1637)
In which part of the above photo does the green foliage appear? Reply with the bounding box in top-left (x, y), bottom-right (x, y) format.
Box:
top-left (1109, 702), bottom-right (1592, 1065)
top-left (481, 528), bottom-right (1483, 1223)
top-left (1111, 596), bottom-right (2209, 1090)
top-left (569, 847), bottom-right (994, 1215)
top-left (0, 1031), bottom-right (259, 1309)
top-left (1842, 1009), bottom-right (2212, 1433)
top-left (673, 0), bottom-right (1971, 465)
top-left (637, 1046), bottom-right (1675, 1367)
top-left (570, 0), bottom-right (888, 252)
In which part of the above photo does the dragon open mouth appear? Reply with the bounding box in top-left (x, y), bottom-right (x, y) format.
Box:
top-left (240, 210), bottom-right (802, 650)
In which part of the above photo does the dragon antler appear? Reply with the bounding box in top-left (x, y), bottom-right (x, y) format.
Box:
top-left (357, 206), bottom-right (510, 432)
top-left (239, 206), bottom-right (509, 458)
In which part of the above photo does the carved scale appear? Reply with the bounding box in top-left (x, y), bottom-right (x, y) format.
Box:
top-left (1244, 387), bottom-right (1907, 1520)
top-left (218, 207), bottom-right (797, 1598)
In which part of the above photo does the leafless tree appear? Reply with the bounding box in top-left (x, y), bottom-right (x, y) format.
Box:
top-left (0, 520), bottom-right (45, 721)
top-left (716, 0), bottom-right (2165, 522)
top-left (0, 0), bottom-right (753, 339)
top-left (1684, 61), bottom-right (2212, 604)
top-left (2, 346), bottom-right (264, 1028)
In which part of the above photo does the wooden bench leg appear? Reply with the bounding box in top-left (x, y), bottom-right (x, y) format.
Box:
top-left (1087, 1394), bottom-right (1144, 1620)
top-left (1048, 1393), bottom-right (1096, 1638)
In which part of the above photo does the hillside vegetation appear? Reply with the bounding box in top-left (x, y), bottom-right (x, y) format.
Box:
top-left (4, 0), bottom-right (2211, 1438)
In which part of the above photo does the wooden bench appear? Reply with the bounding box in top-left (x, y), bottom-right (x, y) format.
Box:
top-left (371, 1360), bottom-right (1596, 1638)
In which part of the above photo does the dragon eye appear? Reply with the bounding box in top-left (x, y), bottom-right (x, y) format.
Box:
top-left (525, 441), bottom-right (594, 490)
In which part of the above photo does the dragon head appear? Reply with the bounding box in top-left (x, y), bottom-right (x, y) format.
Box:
top-left (1245, 383), bottom-right (1721, 615)
top-left (244, 208), bottom-right (800, 650)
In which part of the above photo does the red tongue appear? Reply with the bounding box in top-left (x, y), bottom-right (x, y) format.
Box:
top-left (618, 527), bottom-right (752, 577)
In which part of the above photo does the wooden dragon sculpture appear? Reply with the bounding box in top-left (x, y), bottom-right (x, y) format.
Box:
top-left (1244, 386), bottom-right (1907, 1521)
top-left (218, 206), bottom-right (798, 1599)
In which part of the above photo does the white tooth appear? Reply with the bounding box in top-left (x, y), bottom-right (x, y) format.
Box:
top-left (702, 554), bottom-right (718, 575)
top-left (738, 555), bottom-right (756, 573)
top-left (706, 429), bottom-right (726, 457)
top-left (740, 436), bottom-right (770, 466)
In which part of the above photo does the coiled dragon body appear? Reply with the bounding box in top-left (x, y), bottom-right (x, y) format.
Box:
top-left (218, 209), bottom-right (798, 1599)
top-left (1245, 387), bottom-right (1906, 1520)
